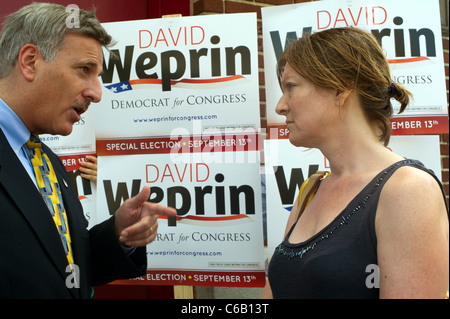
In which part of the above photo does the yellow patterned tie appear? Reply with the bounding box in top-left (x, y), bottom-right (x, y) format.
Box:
top-left (25, 135), bottom-right (74, 268)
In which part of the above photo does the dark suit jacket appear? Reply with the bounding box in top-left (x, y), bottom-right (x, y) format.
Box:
top-left (0, 128), bottom-right (147, 298)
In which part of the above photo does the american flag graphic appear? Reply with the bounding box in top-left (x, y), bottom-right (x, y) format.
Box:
top-left (104, 75), bottom-right (248, 93)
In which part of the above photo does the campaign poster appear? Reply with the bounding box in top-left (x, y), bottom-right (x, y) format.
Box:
top-left (94, 13), bottom-right (265, 287)
top-left (262, 0), bottom-right (448, 139)
top-left (40, 111), bottom-right (97, 226)
top-left (264, 135), bottom-right (442, 257)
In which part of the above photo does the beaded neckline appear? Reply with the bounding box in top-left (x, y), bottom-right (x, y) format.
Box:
top-left (275, 159), bottom-right (416, 261)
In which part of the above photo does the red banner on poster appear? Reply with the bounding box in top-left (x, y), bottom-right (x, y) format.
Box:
top-left (58, 152), bottom-right (97, 171)
top-left (268, 114), bottom-right (449, 140)
top-left (96, 133), bottom-right (261, 156)
top-left (112, 269), bottom-right (265, 287)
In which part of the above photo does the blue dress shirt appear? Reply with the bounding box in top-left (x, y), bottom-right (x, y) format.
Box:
top-left (0, 97), bottom-right (37, 187)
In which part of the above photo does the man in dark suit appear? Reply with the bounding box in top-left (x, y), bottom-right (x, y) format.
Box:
top-left (0, 3), bottom-right (176, 298)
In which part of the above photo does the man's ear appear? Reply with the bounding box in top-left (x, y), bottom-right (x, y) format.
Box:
top-left (17, 44), bottom-right (41, 82)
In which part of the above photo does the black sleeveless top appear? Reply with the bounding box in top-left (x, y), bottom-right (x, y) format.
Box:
top-left (268, 159), bottom-right (448, 299)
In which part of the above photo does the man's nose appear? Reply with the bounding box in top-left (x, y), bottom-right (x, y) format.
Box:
top-left (84, 77), bottom-right (102, 103)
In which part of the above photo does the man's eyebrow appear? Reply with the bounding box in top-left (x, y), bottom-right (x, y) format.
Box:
top-left (85, 61), bottom-right (100, 69)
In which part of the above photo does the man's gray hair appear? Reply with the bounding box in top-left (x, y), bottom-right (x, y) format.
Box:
top-left (0, 2), bottom-right (112, 78)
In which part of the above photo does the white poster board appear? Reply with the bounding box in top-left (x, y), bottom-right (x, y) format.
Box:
top-left (261, 0), bottom-right (446, 259)
top-left (262, 0), bottom-right (448, 138)
top-left (94, 13), bottom-right (265, 287)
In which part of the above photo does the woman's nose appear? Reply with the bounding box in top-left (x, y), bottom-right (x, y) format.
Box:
top-left (275, 94), bottom-right (288, 115)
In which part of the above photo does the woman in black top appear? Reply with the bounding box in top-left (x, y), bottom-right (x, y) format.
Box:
top-left (263, 27), bottom-right (449, 299)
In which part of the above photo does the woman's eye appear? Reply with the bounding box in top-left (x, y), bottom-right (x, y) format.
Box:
top-left (285, 83), bottom-right (295, 92)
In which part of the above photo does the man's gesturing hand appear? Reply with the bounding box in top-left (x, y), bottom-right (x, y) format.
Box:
top-left (114, 186), bottom-right (176, 247)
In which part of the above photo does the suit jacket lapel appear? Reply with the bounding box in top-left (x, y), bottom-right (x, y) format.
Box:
top-left (0, 130), bottom-right (70, 286)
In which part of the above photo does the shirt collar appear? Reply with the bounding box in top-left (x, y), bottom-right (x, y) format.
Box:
top-left (0, 97), bottom-right (31, 153)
